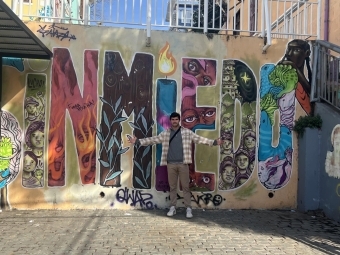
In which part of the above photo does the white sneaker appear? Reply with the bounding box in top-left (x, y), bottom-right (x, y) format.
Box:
top-left (167, 206), bottom-right (176, 217)
top-left (186, 207), bottom-right (193, 218)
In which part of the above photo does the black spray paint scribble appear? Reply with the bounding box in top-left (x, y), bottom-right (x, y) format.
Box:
top-left (37, 23), bottom-right (76, 41)
top-left (166, 193), bottom-right (225, 207)
top-left (116, 187), bottom-right (155, 209)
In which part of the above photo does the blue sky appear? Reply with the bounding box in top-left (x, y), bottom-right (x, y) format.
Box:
top-left (89, 0), bottom-right (170, 30)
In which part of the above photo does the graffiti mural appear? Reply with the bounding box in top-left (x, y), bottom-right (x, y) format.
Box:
top-left (1, 22), bottom-right (309, 210)
top-left (278, 40), bottom-right (312, 115)
top-left (99, 52), bottom-right (153, 188)
top-left (219, 60), bottom-right (257, 190)
top-left (23, 74), bottom-right (46, 188)
top-left (181, 58), bottom-right (217, 191)
top-left (325, 124), bottom-right (340, 179)
top-left (48, 48), bottom-right (98, 186)
top-left (3, 57), bottom-right (24, 72)
top-left (258, 65), bottom-right (297, 189)
top-left (0, 111), bottom-right (22, 189)
top-left (155, 42), bottom-right (177, 191)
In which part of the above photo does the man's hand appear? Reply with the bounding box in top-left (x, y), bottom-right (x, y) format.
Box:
top-left (127, 135), bottom-right (137, 144)
top-left (216, 138), bottom-right (223, 146)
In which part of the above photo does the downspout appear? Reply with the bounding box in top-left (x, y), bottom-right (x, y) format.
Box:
top-left (324, 0), bottom-right (329, 41)
top-left (262, 0), bottom-right (271, 53)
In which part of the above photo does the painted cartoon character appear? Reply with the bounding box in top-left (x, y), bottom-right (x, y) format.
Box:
top-left (25, 121), bottom-right (45, 157)
top-left (22, 151), bottom-right (42, 188)
top-left (233, 149), bottom-right (252, 188)
top-left (278, 90), bottom-right (295, 130)
top-left (0, 137), bottom-right (12, 189)
top-left (242, 130), bottom-right (256, 163)
top-left (258, 147), bottom-right (293, 189)
top-left (278, 39), bottom-right (312, 114)
top-left (24, 93), bottom-right (45, 122)
top-left (220, 131), bottom-right (233, 160)
top-left (218, 157), bottom-right (237, 190)
top-left (0, 111), bottom-right (22, 189)
top-left (325, 125), bottom-right (340, 178)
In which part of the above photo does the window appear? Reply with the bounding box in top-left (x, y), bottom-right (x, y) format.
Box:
top-left (233, 10), bottom-right (240, 35)
top-left (178, 7), bottom-right (192, 26)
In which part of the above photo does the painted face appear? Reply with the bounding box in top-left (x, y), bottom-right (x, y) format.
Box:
top-left (24, 155), bottom-right (37, 172)
top-left (170, 117), bottom-right (180, 129)
top-left (236, 154), bottom-right (249, 170)
top-left (221, 166), bottom-right (236, 184)
top-left (26, 104), bottom-right (38, 115)
top-left (249, 161), bottom-right (254, 170)
top-left (244, 136), bottom-right (255, 149)
top-left (30, 130), bottom-right (44, 148)
top-left (182, 59), bottom-right (216, 86)
top-left (221, 139), bottom-right (232, 151)
top-left (181, 96), bottom-right (216, 130)
top-left (285, 42), bottom-right (309, 69)
top-left (35, 169), bottom-right (43, 179)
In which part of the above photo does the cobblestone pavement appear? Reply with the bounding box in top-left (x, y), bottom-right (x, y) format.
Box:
top-left (0, 209), bottom-right (339, 255)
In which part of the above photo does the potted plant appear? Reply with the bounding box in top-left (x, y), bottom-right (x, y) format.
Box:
top-left (293, 114), bottom-right (322, 138)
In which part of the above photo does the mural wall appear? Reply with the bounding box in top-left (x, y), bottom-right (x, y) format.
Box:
top-left (0, 23), bottom-right (311, 210)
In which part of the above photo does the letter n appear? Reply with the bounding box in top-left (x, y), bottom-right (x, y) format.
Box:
top-left (48, 48), bottom-right (98, 187)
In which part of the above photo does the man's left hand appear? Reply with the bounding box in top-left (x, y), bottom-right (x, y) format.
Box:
top-left (216, 138), bottom-right (223, 146)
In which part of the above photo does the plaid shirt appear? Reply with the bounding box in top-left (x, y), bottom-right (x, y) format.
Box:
top-left (139, 127), bottom-right (215, 166)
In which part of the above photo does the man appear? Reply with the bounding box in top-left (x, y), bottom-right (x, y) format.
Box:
top-left (128, 112), bottom-right (222, 218)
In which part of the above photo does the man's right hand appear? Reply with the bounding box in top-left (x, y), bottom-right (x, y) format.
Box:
top-left (127, 135), bottom-right (137, 144)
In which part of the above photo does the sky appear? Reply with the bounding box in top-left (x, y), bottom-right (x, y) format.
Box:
top-left (89, 0), bottom-right (170, 30)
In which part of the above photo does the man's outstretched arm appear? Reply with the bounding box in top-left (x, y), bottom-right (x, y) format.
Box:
top-left (127, 133), bottom-right (163, 146)
top-left (191, 132), bottom-right (222, 146)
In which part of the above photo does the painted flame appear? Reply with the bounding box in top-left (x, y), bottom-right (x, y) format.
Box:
top-left (158, 42), bottom-right (177, 76)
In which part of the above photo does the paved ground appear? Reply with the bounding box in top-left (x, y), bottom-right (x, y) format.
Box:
top-left (0, 208), bottom-right (339, 255)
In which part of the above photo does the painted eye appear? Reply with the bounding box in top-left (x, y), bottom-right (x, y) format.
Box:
top-left (203, 76), bottom-right (211, 85)
top-left (184, 116), bottom-right (197, 123)
top-left (188, 61), bottom-right (198, 72)
top-left (202, 176), bottom-right (210, 184)
top-left (205, 110), bottom-right (215, 118)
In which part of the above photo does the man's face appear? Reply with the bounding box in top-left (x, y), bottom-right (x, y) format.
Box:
top-left (170, 117), bottom-right (180, 129)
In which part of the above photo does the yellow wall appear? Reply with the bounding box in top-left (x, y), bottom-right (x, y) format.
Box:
top-left (0, 22), bottom-right (311, 210)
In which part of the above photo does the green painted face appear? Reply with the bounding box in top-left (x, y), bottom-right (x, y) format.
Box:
top-left (0, 137), bottom-right (13, 171)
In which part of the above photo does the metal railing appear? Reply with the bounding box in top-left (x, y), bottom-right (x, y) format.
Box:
top-left (311, 41), bottom-right (340, 111)
top-left (6, 0), bottom-right (320, 45)
top-left (268, 0), bottom-right (320, 39)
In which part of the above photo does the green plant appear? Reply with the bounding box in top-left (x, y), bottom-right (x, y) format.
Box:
top-left (293, 114), bottom-right (322, 138)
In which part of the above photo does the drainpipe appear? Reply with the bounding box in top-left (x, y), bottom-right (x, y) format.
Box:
top-left (262, 0), bottom-right (271, 53)
top-left (203, 0), bottom-right (208, 34)
top-left (146, 0), bottom-right (151, 46)
top-left (324, 0), bottom-right (329, 41)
